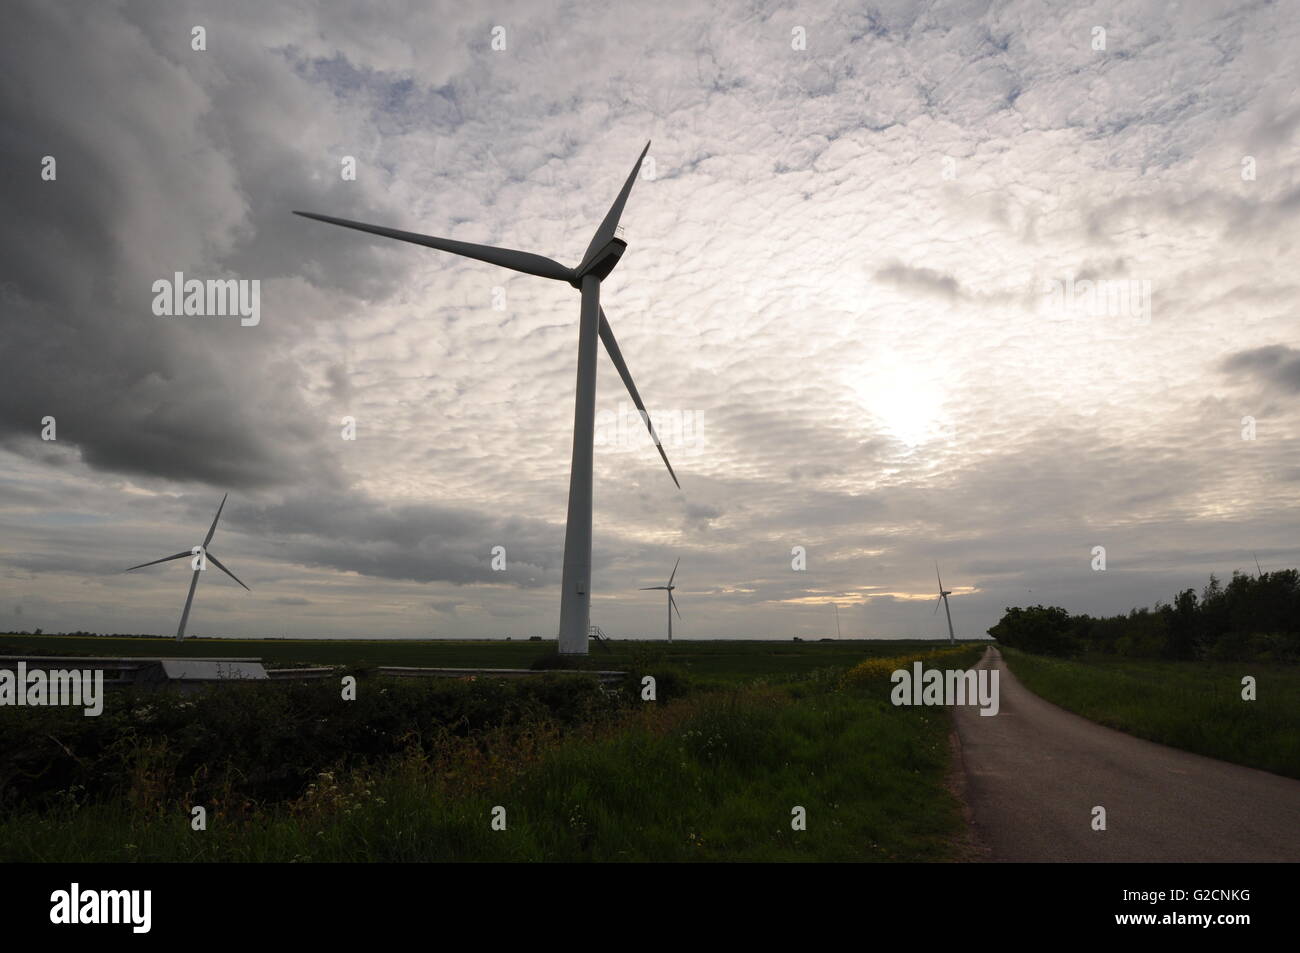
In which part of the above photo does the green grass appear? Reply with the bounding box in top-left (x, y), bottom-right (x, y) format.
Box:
top-left (1001, 647), bottom-right (1300, 779)
top-left (0, 676), bottom-right (967, 862)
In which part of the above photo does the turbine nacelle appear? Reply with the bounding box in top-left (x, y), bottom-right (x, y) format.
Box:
top-left (572, 237), bottom-right (627, 285)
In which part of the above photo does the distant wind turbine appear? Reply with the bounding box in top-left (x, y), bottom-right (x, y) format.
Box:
top-left (833, 603), bottom-right (842, 639)
top-left (124, 494), bottom-right (249, 642)
top-left (640, 558), bottom-right (681, 642)
top-left (1254, 552), bottom-right (1264, 579)
top-left (933, 562), bottom-right (956, 645)
top-left (295, 142), bottom-right (679, 656)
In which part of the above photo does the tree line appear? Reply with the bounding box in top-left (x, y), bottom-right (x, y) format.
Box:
top-left (988, 569), bottom-right (1300, 662)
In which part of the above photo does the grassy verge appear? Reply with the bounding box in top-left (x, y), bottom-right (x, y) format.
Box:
top-left (1001, 647), bottom-right (1300, 779)
top-left (0, 664), bottom-right (975, 862)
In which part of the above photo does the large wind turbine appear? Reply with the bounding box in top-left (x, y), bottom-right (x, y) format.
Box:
top-left (295, 142), bottom-right (678, 656)
top-left (640, 558), bottom-right (681, 642)
top-left (933, 563), bottom-right (956, 645)
top-left (124, 494), bottom-right (250, 642)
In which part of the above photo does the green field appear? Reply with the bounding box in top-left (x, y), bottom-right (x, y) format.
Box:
top-left (0, 633), bottom-right (966, 682)
top-left (1002, 647), bottom-right (1300, 779)
top-left (0, 636), bottom-right (987, 862)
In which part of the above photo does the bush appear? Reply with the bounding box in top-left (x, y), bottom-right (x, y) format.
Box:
top-left (987, 605), bottom-right (1078, 656)
top-left (0, 673), bottom-right (624, 814)
top-left (528, 653), bottom-right (589, 671)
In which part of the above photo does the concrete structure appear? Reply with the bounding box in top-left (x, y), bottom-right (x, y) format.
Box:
top-left (0, 655), bottom-right (267, 692)
top-left (144, 659), bottom-right (268, 691)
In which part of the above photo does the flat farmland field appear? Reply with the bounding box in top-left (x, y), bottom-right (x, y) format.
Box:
top-left (0, 633), bottom-right (967, 681)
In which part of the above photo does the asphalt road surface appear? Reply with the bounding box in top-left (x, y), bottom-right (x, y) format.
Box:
top-left (952, 647), bottom-right (1300, 861)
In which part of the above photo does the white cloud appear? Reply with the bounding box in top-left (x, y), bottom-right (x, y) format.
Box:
top-left (2, 0), bottom-right (1298, 641)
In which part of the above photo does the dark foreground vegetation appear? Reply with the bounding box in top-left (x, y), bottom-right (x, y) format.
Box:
top-left (989, 569), bottom-right (1300, 662)
top-left (0, 643), bottom-right (984, 861)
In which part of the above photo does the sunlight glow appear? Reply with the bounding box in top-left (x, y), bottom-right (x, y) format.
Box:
top-left (843, 358), bottom-right (948, 447)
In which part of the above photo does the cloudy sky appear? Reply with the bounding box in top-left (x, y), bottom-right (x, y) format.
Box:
top-left (2, 0), bottom-right (1298, 642)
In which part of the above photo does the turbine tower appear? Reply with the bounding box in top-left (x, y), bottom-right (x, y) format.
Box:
top-left (124, 494), bottom-right (250, 641)
top-left (295, 142), bottom-right (678, 655)
top-left (640, 558), bottom-right (680, 642)
top-left (933, 562), bottom-right (956, 645)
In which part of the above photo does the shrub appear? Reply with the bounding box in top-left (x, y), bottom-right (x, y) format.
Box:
top-left (987, 605), bottom-right (1078, 656)
top-left (0, 673), bottom-right (625, 814)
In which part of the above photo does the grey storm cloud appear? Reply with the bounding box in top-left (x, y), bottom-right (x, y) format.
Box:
top-left (228, 491), bottom-right (563, 587)
top-left (1220, 346), bottom-right (1300, 394)
top-left (0, 0), bottom-right (405, 492)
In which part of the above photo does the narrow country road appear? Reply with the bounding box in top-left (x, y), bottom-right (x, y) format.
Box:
top-left (951, 647), bottom-right (1300, 861)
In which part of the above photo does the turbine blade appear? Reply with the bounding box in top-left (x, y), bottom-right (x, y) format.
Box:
top-left (933, 595), bottom-right (942, 615)
top-left (640, 586), bottom-right (668, 590)
top-left (124, 551), bottom-right (192, 572)
top-left (294, 211), bottom-right (574, 283)
top-left (206, 552), bottom-right (250, 591)
top-left (598, 308), bottom-right (680, 488)
top-left (579, 142), bottom-right (650, 271)
top-left (670, 593), bottom-right (681, 619)
top-left (668, 557), bottom-right (679, 586)
top-left (203, 493), bottom-right (228, 547)
top-left (177, 568), bottom-right (201, 640)
top-left (935, 561), bottom-right (944, 593)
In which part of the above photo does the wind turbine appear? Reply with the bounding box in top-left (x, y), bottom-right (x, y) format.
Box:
top-left (124, 494), bottom-right (250, 642)
top-left (295, 142), bottom-right (678, 656)
top-left (640, 558), bottom-right (680, 642)
top-left (933, 563), bottom-right (955, 645)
